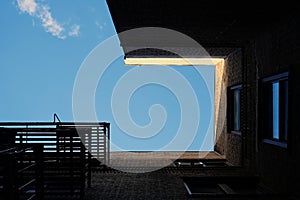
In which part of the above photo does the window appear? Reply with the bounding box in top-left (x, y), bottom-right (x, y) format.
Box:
top-left (227, 84), bottom-right (242, 134)
top-left (261, 72), bottom-right (288, 147)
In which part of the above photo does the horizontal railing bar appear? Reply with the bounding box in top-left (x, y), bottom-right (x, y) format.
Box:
top-left (0, 122), bottom-right (109, 126)
top-left (18, 178), bottom-right (36, 191)
top-left (18, 163), bottom-right (36, 173)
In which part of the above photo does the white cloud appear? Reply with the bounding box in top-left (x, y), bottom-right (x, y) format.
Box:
top-left (38, 5), bottom-right (65, 39)
top-left (17, 0), bottom-right (37, 15)
top-left (16, 0), bottom-right (79, 40)
top-left (69, 24), bottom-right (80, 37)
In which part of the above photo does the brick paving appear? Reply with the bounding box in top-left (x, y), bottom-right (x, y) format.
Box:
top-left (84, 166), bottom-right (291, 200)
top-left (83, 152), bottom-right (289, 200)
top-left (84, 170), bottom-right (187, 200)
top-left (85, 151), bottom-right (229, 199)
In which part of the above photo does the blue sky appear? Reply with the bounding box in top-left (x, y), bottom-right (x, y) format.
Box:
top-left (0, 0), bottom-right (215, 151)
top-left (0, 0), bottom-right (115, 121)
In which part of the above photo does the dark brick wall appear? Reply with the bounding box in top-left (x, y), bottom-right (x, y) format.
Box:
top-left (244, 13), bottom-right (300, 194)
top-left (226, 49), bottom-right (243, 86)
top-left (119, 12), bottom-right (300, 194)
top-left (243, 42), bottom-right (258, 171)
top-left (214, 48), bottom-right (243, 166)
top-left (289, 65), bottom-right (300, 195)
top-left (216, 13), bottom-right (300, 194)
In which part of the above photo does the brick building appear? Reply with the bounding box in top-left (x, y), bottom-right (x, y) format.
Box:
top-left (105, 0), bottom-right (300, 198)
top-left (1, 1), bottom-right (299, 199)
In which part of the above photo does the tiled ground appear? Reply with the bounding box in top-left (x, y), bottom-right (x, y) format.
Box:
top-left (84, 152), bottom-right (290, 200)
top-left (84, 167), bottom-right (291, 200)
top-left (84, 170), bottom-right (187, 200)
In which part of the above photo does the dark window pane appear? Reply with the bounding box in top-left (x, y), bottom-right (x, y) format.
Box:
top-left (227, 85), bottom-right (242, 133)
top-left (261, 72), bottom-right (288, 146)
top-left (280, 80), bottom-right (289, 141)
top-left (233, 89), bottom-right (240, 131)
top-left (272, 82), bottom-right (279, 140)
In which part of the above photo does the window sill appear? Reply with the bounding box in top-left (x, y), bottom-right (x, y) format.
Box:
top-left (229, 131), bottom-right (241, 135)
top-left (262, 139), bottom-right (287, 148)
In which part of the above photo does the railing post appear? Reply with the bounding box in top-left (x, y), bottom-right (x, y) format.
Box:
top-left (34, 144), bottom-right (44, 199)
top-left (107, 123), bottom-right (110, 166)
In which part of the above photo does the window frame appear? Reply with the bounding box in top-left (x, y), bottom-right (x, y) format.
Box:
top-left (227, 84), bottom-right (242, 135)
top-left (260, 72), bottom-right (289, 148)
